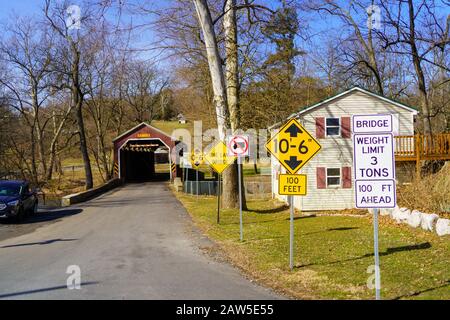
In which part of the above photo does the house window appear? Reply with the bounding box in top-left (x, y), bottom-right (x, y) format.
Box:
top-left (326, 168), bottom-right (341, 187)
top-left (326, 118), bottom-right (340, 136)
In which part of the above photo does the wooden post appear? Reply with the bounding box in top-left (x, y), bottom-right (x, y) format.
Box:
top-left (415, 134), bottom-right (421, 180)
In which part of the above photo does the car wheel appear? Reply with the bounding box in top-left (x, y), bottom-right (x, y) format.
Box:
top-left (14, 207), bottom-right (25, 223)
top-left (33, 202), bottom-right (38, 215)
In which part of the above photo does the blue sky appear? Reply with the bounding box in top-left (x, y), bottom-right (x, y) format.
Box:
top-left (1, 1), bottom-right (448, 73)
top-left (0, 0), bottom-right (40, 19)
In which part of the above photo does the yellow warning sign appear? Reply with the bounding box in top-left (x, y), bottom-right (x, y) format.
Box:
top-left (279, 174), bottom-right (307, 195)
top-left (204, 141), bottom-right (236, 174)
top-left (266, 118), bottom-right (321, 174)
top-left (190, 149), bottom-right (204, 169)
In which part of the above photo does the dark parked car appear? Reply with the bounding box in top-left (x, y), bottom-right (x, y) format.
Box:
top-left (0, 180), bottom-right (38, 222)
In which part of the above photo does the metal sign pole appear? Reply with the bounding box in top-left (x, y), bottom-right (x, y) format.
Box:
top-left (196, 169), bottom-right (199, 198)
top-left (217, 174), bottom-right (221, 224)
top-left (289, 195), bottom-right (294, 270)
top-left (238, 157), bottom-right (243, 242)
top-left (185, 167), bottom-right (188, 193)
top-left (373, 208), bottom-right (381, 300)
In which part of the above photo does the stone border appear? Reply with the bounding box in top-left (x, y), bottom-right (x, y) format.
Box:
top-left (369, 207), bottom-right (450, 237)
top-left (61, 178), bottom-right (122, 206)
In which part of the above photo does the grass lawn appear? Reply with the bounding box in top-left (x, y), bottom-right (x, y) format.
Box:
top-left (152, 120), bottom-right (194, 136)
top-left (174, 193), bottom-right (450, 300)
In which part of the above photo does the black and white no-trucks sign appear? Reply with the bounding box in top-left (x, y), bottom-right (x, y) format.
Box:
top-left (353, 114), bottom-right (396, 208)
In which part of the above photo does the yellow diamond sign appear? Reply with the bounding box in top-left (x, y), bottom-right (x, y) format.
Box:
top-left (190, 149), bottom-right (204, 169)
top-left (266, 118), bottom-right (321, 174)
top-left (204, 141), bottom-right (236, 174)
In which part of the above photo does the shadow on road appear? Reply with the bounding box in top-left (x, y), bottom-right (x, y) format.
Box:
top-left (0, 208), bottom-right (83, 243)
top-left (0, 282), bottom-right (99, 299)
top-left (1, 238), bottom-right (77, 249)
top-left (0, 208), bottom-right (83, 225)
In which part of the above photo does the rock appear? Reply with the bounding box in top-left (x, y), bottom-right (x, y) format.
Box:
top-left (435, 219), bottom-right (450, 236)
top-left (393, 207), bottom-right (410, 224)
top-left (391, 206), bottom-right (400, 219)
top-left (420, 213), bottom-right (439, 231)
top-left (407, 210), bottom-right (422, 228)
top-left (367, 208), bottom-right (392, 216)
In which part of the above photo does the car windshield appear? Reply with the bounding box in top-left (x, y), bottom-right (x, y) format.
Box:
top-left (0, 185), bottom-right (21, 196)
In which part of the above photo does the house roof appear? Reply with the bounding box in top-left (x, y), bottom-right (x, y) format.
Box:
top-left (269, 86), bottom-right (419, 129)
top-left (112, 122), bottom-right (178, 142)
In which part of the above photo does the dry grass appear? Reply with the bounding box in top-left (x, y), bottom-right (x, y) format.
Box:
top-left (41, 166), bottom-right (105, 201)
top-left (398, 163), bottom-right (450, 216)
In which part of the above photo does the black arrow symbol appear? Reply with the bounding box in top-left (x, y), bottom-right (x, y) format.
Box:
top-left (284, 123), bottom-right (303, 137)
top-left (284, 156), bottom-right (302, 171)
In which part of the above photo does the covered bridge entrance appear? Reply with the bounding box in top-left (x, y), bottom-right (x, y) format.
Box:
top-left (113, 122), bottom-right (182, 182)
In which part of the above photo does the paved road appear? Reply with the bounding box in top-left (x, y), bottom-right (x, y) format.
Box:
top-left (0, 183), bottom-right (279, 300)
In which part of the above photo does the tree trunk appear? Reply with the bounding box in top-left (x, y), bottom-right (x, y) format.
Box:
top-left (223, 0), bottom-right (246, 209)
top-left (29, 125), bottom-right (39, 185)
top-left (407, 0), bottom-right (432, 135)
top-left (75, 100), bottom-right (93, 189)
top-left (193, 0), bottom-right (242, 209)
top-left (46, 109), bottom-right (72, 181)
top-left (193, 0), bottom-right (229, 140)
top-left (32, 89), bottom-right (47, 177)
top-left (72, 47), bottom-right (93, 190)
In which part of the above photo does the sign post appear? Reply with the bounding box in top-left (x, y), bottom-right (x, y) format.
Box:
top-left (196, 170), bottom-right (199, 198)
top-left (191, 149), bottom-right (204, 198)
top-left (289, 195), bottom-right (294, 270)
top-left (266, 119), bottom-right (321, 270)
top-left (238, 157), bottom-right (243, 241)
top-left (204, 141), bottom-right (236, 226)
top-left (373, 207), bottom-right (381, 300)
top-left (227, 135), bottom-right (250, 242)
top-left (353, 114), bottom-right (396, 300)
top-left (182, 156), bottom-right (191, 193)
top-left (217, 173), bottom-right (221, 224)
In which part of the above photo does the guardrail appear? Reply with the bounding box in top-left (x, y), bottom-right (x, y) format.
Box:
top-left (395, 133), bottom-right (450, 161)
top-left (61, 178), bottom-right (122, 206)
top-left (183, 180), bottom-right (271, 199)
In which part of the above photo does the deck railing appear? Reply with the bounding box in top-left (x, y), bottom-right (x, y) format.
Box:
top-left (394, 133), bottom-right (450, 161)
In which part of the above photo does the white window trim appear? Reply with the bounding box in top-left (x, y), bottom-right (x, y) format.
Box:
top-left (325, 117), bottom-right (341, 137)
top-left (326, 167), bottom-right (341, 188)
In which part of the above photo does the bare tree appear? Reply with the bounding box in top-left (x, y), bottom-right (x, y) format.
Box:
top-left (0, 17), bottom-right (56, 184)
top-left (306, 0), bottom-right (385, 94)
top-left (44, 0), bottom-right (95, 189)
top-left (123, 61), bottom-right (169, 124)
top-left (379, 0), bottom-right (450, 134)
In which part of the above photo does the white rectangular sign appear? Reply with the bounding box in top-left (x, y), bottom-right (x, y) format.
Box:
top-left (352, 114), bottom-right (396, 209)
top-left (353, 133), bottom-right (395, 180)
top-left (353, 114), bottom-right (393, 134)
top-left (355, 180), bottom-right (396, 208)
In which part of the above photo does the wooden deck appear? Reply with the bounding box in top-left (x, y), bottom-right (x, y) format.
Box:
top-left (395, 133), bottom-right (450, 162)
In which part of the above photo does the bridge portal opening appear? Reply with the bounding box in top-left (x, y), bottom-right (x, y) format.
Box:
top-left (120, 140), bottom-right (170, 182)
top-left (113, 122), bottom-right (182, 183)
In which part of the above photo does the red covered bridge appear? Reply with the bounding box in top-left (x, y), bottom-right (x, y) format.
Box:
top-left (113, 122), bottom-right (183, 182)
